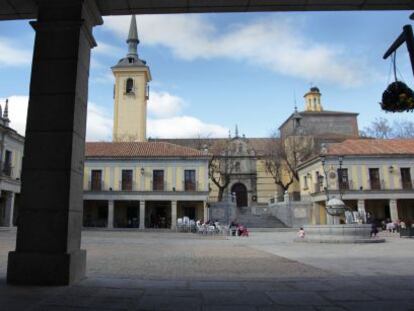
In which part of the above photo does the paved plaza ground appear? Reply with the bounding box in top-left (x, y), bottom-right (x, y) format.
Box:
top-left (0, 229), bottom-right (413, 310)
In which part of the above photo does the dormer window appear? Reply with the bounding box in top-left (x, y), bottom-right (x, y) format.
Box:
top-left (128, 57), bottom-right (135, 63)
top-left (126, 78), bottom-right (134, 94)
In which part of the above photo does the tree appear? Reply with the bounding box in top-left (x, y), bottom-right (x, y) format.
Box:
top-left (360, 118), bottom-right (414, 138)
top-left (208, 138), bottom-right (237, 202)
top-left (264, 135), bottom-right (316, 193)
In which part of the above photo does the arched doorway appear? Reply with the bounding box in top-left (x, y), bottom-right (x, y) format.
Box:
top-left (231, 183), bottom-right (248, 208)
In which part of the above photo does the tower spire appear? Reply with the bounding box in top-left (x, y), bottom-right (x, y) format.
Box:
top-left (127, 15), bottom-right (139, 58)
top-left (3, 99), bottom-right (10, 126)
top-left (4, 99), bottom-right (9, 119)
top-left (235, 124), bottom-right (239, 138)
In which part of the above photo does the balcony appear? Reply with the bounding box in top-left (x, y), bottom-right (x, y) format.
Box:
top-left (119, 180), bottom-right (136, 191)
top-left (151, 179), bottom-right (165, 191)
top-left (88, 180), bottom-right (105, 191)
top-left (1, 162), bottom-right (13, 178)
top-left (183, 181), bottom-right (199, 192)
top-left (368, 179), bottom-right (385, 190)
top-left (401, 179), bottom-right (413, 190)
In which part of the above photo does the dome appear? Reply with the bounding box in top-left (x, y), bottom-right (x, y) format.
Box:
top-left (327, 197), bottom-right (345, 208)
top-left (310, 86), bottom-right (320, 93)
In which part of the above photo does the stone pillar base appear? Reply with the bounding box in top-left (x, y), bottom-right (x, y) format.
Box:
top-left (7, 249), bottom-right (86, 285)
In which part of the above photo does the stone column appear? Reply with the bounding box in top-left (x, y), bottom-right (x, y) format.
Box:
top-left (389, 199), bottom-right (399, 222)
top-left (7, 0), bottom-right (102, 285)
top-left (203, 201), bottom-right (208, 223)
top-left (171, 201), bottom-right (177, 230)
top-left (4, 192), bottom-right (15, 227)
top-left (312, 203), bottom-right (320, 225)
top-left (107, 200), bottom-right (114, 229)
top-left (139, 200), bottom-right (145, 229)
top-left (357, 200), bottom-right (366, 223)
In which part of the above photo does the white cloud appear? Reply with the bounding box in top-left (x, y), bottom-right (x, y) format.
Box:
top-left (91, 71), bottom-right (114, 84)
top-left (86, 102), bottom-right (113, 141)
top-left (0, 37), bottom-right (32, 67)
top-left (93, 41), bottom-right (124, 57)
top-left (148, 116), bottom-right (228, 138)
top-left (103, 15), bottom-right (373, 87)
top-left (148, 91), bottom-right (185, 118)
top-left (0, 96), bottom-right (28, 135)
top-left (0, 96), bottom-right (112, 141)
top-left (2, 92), bottom-right (228, 140)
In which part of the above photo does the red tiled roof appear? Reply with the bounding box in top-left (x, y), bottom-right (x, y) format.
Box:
top-left (148, 137), bottom-right (277, 156)
top-left (85, 142), bottom-right (209, 158)
top-left (326, 139), bottom-right (414, 156)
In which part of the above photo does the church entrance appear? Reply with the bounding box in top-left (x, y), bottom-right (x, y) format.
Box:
top-left (231, 183), bottom-right (248, 208)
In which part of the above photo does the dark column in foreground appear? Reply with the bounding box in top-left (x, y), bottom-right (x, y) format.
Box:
top-left (7, 0), bottom-right (102, 285)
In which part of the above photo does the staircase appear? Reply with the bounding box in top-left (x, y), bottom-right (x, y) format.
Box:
top-left (235, 207), bottom-right (287, 229)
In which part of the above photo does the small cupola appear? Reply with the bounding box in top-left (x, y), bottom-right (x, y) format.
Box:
top-left (304, 86), bottom-right (323, 112)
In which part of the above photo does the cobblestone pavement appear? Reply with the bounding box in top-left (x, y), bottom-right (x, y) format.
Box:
top-left (0, 229), bottom-right (414, 310)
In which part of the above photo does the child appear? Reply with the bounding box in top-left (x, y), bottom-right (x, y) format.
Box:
top-left (298, 227), bottom-right (305, 238)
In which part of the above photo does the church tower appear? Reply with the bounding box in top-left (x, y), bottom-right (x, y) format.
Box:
top-left (304, 86), bottom-right (323, 112)
top-left (112, 15), bottom-right (151, 142)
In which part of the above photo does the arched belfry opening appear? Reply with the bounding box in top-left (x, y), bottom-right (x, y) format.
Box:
top-left (126, 78), bottom-right (134, 94)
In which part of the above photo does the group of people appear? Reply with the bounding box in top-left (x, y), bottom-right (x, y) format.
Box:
top-left (367, 215), bottom-right (412, 237)
top-left (191, 219), bottom-right (249, 236)
top-left (229, 221), bottom-right (249, 236)
top-left (381, 219), bottom-right (411, 233)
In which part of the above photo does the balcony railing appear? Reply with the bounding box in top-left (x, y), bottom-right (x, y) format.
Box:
top-left (183, 181), bottom-right (199, 191)
top-left (1, 162), bottom-right (13, 177)
top-left (88, 181), bottom-right (104, 191)
top-left (401, 179), bottom-right (413, 190)
top-left (86, 180), bottom-right (207, 192)
top-left (119, 180), bottom-right (136, 191)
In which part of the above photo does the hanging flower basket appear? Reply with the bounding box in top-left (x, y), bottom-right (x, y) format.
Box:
top-left (380, 81), bottom-right (414, 112)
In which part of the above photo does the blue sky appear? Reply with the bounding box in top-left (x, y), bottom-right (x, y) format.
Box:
top-left (0, 11), bottom-right (413, 140)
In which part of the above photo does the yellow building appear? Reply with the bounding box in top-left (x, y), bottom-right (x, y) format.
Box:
top-left (298, 139), bottom-right (414, 224)
top-left (83, 142), bottom-right (209, 229)
top-left (82, 15), bottom-right (365, 228)
top-left (83, 16), bottom-right (210, 229)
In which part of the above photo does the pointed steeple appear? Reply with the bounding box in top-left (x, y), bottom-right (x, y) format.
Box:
top-left (4, 99), bottom-right (9, 119)
top-left (235, 124), bottom-right (239, 138)
top-left (3, 99), bottom-right (10, 126)
top-left (127, 15), bottom-right (139, 58)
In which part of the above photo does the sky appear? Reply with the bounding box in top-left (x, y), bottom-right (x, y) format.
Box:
top-left (0, 11), bottom-right (413, 141)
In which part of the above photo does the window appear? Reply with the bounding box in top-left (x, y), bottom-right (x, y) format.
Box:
top-left (303, 175), bottom-right (308, 189)
top-left (184, 170), bottom-right (196, 191)
top-left (315, 171), bottom-right (323, 192)
top-left (122, 169), bottom-right (133, 191)
top-left (153, 170), bottom-right (164, 191)
top-left (3, 150), bottom-right (12, 176)
top-left (369, 168), bottom-right (381, 190)
top-left (126, 78), bottom-right (134, 94)
top-left (91, 170), bottom-right (102, 191)
top-left (337, 168), bottom-right (349, 190)
top-left (401, 168), bottom-right (412, 190)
